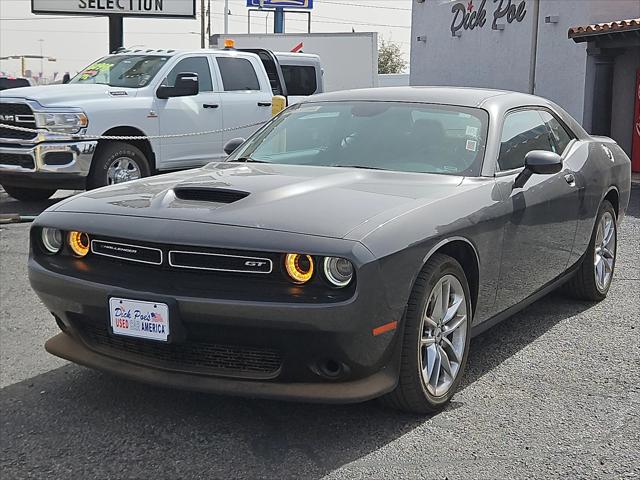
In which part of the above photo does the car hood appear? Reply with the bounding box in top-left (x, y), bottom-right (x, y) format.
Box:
top-left (0, 84), bottom-right (138, 107)
top-left (51, 163), bottom-right (465, 239)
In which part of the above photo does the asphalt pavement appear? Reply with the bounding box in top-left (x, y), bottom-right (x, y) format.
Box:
top-left (0, 185), bottom-right (638, 479)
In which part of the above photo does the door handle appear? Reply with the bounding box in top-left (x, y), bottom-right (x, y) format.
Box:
top-left (257, 102), bottom-right (272, 107)
top-left (564, 173), bottom-right (576, 186)
top-left (203, 104), bottom-right (219, 109)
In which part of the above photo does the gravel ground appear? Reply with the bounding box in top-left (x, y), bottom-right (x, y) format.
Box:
top-left (0, 185), bottom-right (638, 479)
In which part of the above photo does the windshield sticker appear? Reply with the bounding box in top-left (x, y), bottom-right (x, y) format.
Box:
top-left (465, 126), bottom-right (479, 137)
top-left (79, 62), bottom-right (112, 80)
top-left (466, 139), bottom-right (478, 152)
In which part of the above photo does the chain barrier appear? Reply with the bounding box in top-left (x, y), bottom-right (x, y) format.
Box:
top-left (0, 120), bottom-right (268, 141)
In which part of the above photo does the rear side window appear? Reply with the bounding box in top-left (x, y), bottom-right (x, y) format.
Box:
top-left (216, 57), bottom-right (260, 91)
top-left (281, 65), bottom-right (317, 96)
top-left (498, 110), bottom-right (553, 171)
top-left (165, 57), bottom-right (213, 92)
top-left (539, 111), bottom-right (574, 155)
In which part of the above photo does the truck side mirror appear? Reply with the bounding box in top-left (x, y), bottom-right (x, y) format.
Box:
top-left (224, 138), bottom-right (246, 155)
top-left (157, 72), bottom-right (199, 100)
top-left (513, 150), bottom-right (563, 189)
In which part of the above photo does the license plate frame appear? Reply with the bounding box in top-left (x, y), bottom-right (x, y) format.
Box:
top-left (109, 297), bottom-right (170, 342)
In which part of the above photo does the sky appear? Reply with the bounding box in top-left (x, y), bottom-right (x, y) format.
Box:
top-left (0, 0), bottom-right (412, 78)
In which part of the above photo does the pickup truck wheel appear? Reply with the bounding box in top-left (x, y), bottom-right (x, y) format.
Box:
top-left (2, 185), bottom-right (56, 202)
top-left (87, 141), bottom-right (150, 189)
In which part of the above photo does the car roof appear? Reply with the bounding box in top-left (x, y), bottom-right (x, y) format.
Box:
top-left (306, 86), bottom-right (546, 109)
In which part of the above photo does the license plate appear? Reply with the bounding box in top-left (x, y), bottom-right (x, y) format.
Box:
top-left (109, 297), bottom-right (170, 342)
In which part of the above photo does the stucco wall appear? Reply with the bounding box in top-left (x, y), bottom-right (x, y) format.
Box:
top-left (410, 0), bottom-right (640, 125)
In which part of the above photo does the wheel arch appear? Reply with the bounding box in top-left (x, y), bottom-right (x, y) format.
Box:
top-left (421, 237), bottom-right (480, 316)
top-left (602, 186), bottom-right (619, 218)
top-left (98, 126), bottom-right (156, 172)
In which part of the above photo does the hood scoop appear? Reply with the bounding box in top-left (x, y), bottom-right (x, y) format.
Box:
top-left (173, 187), bottom-right (250, 204)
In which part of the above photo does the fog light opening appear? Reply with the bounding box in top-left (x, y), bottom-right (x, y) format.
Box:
top-left (319, 359), bottom-right (343, 378)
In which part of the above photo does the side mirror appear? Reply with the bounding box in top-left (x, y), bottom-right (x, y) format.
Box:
top-left (157, 72), bottom-right (199, 99)
top-left (513, 150), bottom-right (562, 189)
top-left (224, 137), bottom-right (246, 155)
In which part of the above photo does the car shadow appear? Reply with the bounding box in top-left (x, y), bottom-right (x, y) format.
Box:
top-left (0, 291), bottom-right (596, 479)
top-left (0, 188), bottom-right (78, 217)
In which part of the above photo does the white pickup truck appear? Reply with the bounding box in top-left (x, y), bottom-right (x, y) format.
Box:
top-left (0, 47), bottom-right (323, 201)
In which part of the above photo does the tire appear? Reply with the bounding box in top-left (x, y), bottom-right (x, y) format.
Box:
top-left (382, 253), bottom-right (473, 414)
top-left (564, 200), bottom-right (617, 301)
top-left (87, 141), bottom-right (151, 190)
top-left (1, 185), bottom-right (56, 202)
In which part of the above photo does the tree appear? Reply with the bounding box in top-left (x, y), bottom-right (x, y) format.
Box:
top-left (378, 38), bottom-right (407, 74)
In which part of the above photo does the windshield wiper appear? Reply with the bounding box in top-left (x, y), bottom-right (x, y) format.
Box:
top-left (332, 165), bottom-right (388, 171)
top-left (233, 157), bottom-right (270, 164)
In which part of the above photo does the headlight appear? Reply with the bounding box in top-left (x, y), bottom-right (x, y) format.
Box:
top-left (41, 228), bottom-right (63, 254)
top-left (284, 253), bottom-right (314, 284)
top-left (323, 257), bottom-right (354, 287)
top-left (68, 231), bottom-right (90, 257)
top-left (35, 112), bottom-right (88, 134)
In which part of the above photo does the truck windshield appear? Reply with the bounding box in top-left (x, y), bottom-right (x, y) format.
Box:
top-left (69, 55), bottom-right (169, 88)
top-left (229, 101), bottom-right (489, 176)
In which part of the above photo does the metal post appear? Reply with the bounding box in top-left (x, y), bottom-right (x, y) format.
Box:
top-left (224, 0), bottom-right (229, 34)
top-left (528, 0), bottom-right (540, 94)
top-left (201, 0), bottom-right (206, 48)
top-left (109, 15), bottom-right (124, 53)
top-left (274, 7), bottom-right (284, 33)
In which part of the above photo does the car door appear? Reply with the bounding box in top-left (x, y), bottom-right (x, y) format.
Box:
top-left (214, 55), bottom-right (273, 145)
top-left (493, 108), bottom-right (580, 311)
top-left (155, 55), bottom-right (224, 169)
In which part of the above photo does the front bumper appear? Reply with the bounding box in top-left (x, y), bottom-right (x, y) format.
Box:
top-left (29, 242), bottom-right (405, 403)
top-left (0, 140), bottom-right (97, 189)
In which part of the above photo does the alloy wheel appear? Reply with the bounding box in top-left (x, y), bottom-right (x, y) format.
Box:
top-left (419, 274), bottom-right (468, 397)
top-left (107, 156), bottom-right (142, 185)
top-left (594, 211), bottom-right (616, 293)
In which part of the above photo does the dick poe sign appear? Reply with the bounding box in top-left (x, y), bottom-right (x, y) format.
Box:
top-left (451, 0), bottom-right (527, 36)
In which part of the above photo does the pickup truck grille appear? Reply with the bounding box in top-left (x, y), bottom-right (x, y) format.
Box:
top-left (0, 103), bottom-right (37, 140)
top-left (0, 152), bottom-right (35, 169)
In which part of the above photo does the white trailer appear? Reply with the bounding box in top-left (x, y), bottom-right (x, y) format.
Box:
top-left (210, 32), bottom-right (378, 92)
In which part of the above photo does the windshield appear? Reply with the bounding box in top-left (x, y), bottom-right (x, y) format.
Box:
top-left (229, 101), bottom-right (489, 176)
top-left (70, 55), bottom-right (169, 88)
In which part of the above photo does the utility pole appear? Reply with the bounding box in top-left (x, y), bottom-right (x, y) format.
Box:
top-left (208, 0), bottom-right (212, 39)
top-left (38, 39), bottom-right (44, 80)
top-left (201, 0), bottom-right (206, 48)
top-left (224, 0), bottom-right (229, 34)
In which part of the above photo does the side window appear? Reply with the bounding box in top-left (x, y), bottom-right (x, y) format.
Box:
top-left (165, 57), bottom-right (213, 92)
top-left (216, 57), bottom-right (260, 91)
top-left (539, 111), bottom-right (574, 155)
top-left (498, 110), bottom-right (553, 171)
top-left (281, 65), bottom-right (317, 96)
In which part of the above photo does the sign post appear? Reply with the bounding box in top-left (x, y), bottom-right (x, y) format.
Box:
top-left (246, 0), bottom-right (312, 34)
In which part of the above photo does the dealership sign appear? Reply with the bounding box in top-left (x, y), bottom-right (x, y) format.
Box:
top-left (246, 0), bottom-right (313, 9)
top-left (451, 0), bottom-right (526, 36)
top-left (31, 0), bottom-right (196, 18)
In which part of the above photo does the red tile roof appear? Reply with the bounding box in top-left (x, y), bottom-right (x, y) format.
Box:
top-left (569, 18), bottom-right (640, 41)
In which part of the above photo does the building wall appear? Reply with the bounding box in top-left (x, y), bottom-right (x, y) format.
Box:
top-left (611, 48), bottom-right (640, 156)
top-left (410, 0), bottom-right (640, 124)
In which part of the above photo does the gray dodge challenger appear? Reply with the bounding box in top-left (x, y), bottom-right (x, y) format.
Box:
top-left (29, 87), bottom-right (631, 413)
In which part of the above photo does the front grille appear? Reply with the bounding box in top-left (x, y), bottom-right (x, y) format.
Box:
top-left (74, 321), bottom-right (283, 380)
top-left (0, 102), bottom-right (37, 140)
top-left (0, 152), bottom-right (34, 169)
